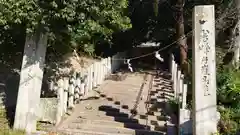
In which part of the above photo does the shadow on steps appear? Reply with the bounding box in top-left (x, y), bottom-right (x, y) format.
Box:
top-left (98, 105), bottom-right (167, 134)
top-left (99, 105), bottom-right (149, 130)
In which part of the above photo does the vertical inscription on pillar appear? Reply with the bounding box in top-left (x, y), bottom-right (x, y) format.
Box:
top-left (193, 5), bottom-right (217, 135)
top-left (199, 28), bottom-right (211, 96)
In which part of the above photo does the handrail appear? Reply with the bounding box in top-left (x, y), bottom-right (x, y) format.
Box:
top-left (169, 54), bottom-right (189, 134)
top-left (49, 52), bottom-right (127, 125)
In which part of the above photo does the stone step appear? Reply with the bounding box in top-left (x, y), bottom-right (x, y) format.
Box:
top-left (97, 104), bottom-right (165, 120)
top-left (72, 113), bottom-right (167, 132)
top-left (58, 129), bottom-right (131, 135)
top-left (70, 117), bottom-right (167, 130)
top-left (68, 120), bottom-right (151, 131)
top-left (61, 124), bottom-right (166, 135)
top-left (98, 104), bottom-right (146, 116)
top-left (75, 111), bottom-right (167, 125)
top-left (76, 99), bottom-right (167, 120)
top-left (58, 128), bottom-right (166, 135)
top-left (150, 91), bottom-right (174, 98)
top-left (74, 114), bottom-right (140, 124)
top-left (98, 94), bottom-right (141, 104)
top-left (70, 119), bottom-right (135, 128)
top-left (66, 123), bottom-right (145, 134)
top-left (75, 110), bottom-right (167, 124)
top-left (29, 131), bottom-right (47, 135)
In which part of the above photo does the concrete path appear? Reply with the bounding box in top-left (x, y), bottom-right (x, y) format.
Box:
top-left (54, 72), bottom-right (174, 135)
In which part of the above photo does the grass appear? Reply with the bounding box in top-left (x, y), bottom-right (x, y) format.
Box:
top-left (0, 107), bottom-right (61, 135)
top-left (0, 129), bottom-right (25, 135)
top-left (0, 107), bottom-right (9, 129)
top-left (0, 107), bottom-right (26, 135)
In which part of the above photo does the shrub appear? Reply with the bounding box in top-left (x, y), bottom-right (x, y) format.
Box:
top-left (217, 69), bottom-right (240, 108)
top-left (217, 68), bottom-right (240, 134)
top-left (218, 107), bottom-right (240, 135)
top-left (0, 0), bottom-right (132, 55)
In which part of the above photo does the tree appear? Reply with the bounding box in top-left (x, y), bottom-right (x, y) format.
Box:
top-left (0, 0), bottom-right (131, 55)
top-left (232, 0), bottom-right (240, 69)
top-left (174, 0), bottom-right (189, 75)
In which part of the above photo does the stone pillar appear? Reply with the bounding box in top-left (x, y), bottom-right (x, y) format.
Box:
top-left (63, 78), bottom-right (69, 113)
top-left (111, 55), bottom-right (116, 73)
top-left (100, 60), bottom-right (103, 83)
top-left (107, 57), bottom-right (111, 74)
top-left (93, 63), bottom-right (97, 88)
top-left (56, 79), bottom-right (64, 125)
top-left (192, 5), bottom-right (217, 135)
top-left (170, 54), bottom-right (175, 80)
top-left (102, 59), bottom-right (105, 78)
top-left (104, 58), bottom-right (107, 77)
top-left (68, 77), bottom-right (75, 109)
top-left (101, 59), bottom-right (104, 82)
top-left (86, 67), bottom-right (91, 92)
top-left (173, 63), bottom-right (178, 97)
top-left (176, 70), bottom-right (181, 99)
top-left (89, 64), bottom-right (93, 91)
top-left (182, 84), bottom-right (188, 109)
top-left (97, 62), bottom-right (101, 85)
top-left (13, 32), bottom-right (47, 132)
top-left (99, 60), bottom-right (102, 84)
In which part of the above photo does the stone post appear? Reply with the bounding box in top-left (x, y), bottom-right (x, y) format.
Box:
top-left (100, 60), bottom-right (104, 84)
top-left (89, 64), bottom-right (93, 91)
top-left (104, 58), bottom-right (108, 76)
top-left (176, 70), bottom-right (181, 99)
top-left (192, 5), bottom-right (217, 135)
top-left (173, 63), bottom-right (178, 97)
top-left (107, 57), bottom-right (111, 74)
top-left (102, 59), bottom-right (105, 80)
top-left (170, 54), bottom-right (175, 80)
top-left (68, 76), bottom-right (75, 109)
top-left (80, 77), bottom-right (85, 96)
top-left (102, 59), bottom-right (105, 78)
top-left (111, 55), bottom-right (116, 73)
top-left (86, 67), bottom-right (91, 92)
top-left (182, 84), bottom-right (188, 109)
top-left (93, 63), bottom-right (97, 88)
top-left (179, 74), bottom-right (184, 101)
top-left (97, 62), bottom-right (101, 85)
top-left (75, 73), bottom-right (81, 99)
top-left (13, 32), bottom-right (47, 133)
top-left (56, 79), bottom-right (64, 125)
top-left (63, 78), bottom-right (69, 113)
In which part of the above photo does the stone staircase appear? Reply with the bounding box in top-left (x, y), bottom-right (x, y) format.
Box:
top-left (55, 72), bottom-right (175, 135)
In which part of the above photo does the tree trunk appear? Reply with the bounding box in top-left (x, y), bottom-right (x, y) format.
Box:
top-left (232, 0), bottom-right (240, 69)
top-left (174, 0), bottom-right (189, 74)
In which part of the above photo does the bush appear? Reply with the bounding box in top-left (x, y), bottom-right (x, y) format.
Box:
top-left (217, 69), bottom-right (240, 108)
top-left (218, 107), bottom-right (240, 135)
top-left (217, 68), bottom-right (240, 134)
top-left (0, 0), bottom-right (131, 55)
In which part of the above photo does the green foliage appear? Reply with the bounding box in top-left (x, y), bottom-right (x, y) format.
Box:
top-left (0, 108), bottom-right (25, 134)
top-left (217, 69), bottom-right (240, 108)
top-left (0, 129), bottom-right (25, 135)
top-left (218, 107), bottom-right (240, 135)
top-left (167, 97), bottom-right (179, 115)
top-left (217, 68), bottom-right (240, 134)
top-left (0, 0), bottom-right (131, 55)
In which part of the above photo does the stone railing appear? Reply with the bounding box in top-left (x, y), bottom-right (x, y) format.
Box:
top-left (38, 51), bottom-right (126, 125)
top-left (169, 54), bottom-right (190, 134)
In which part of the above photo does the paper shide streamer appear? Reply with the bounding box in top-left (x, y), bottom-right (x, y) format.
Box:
top-left (155, 51), bottom-right (164, 62)
top-left (126, 59), bottom-right (133, 72)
